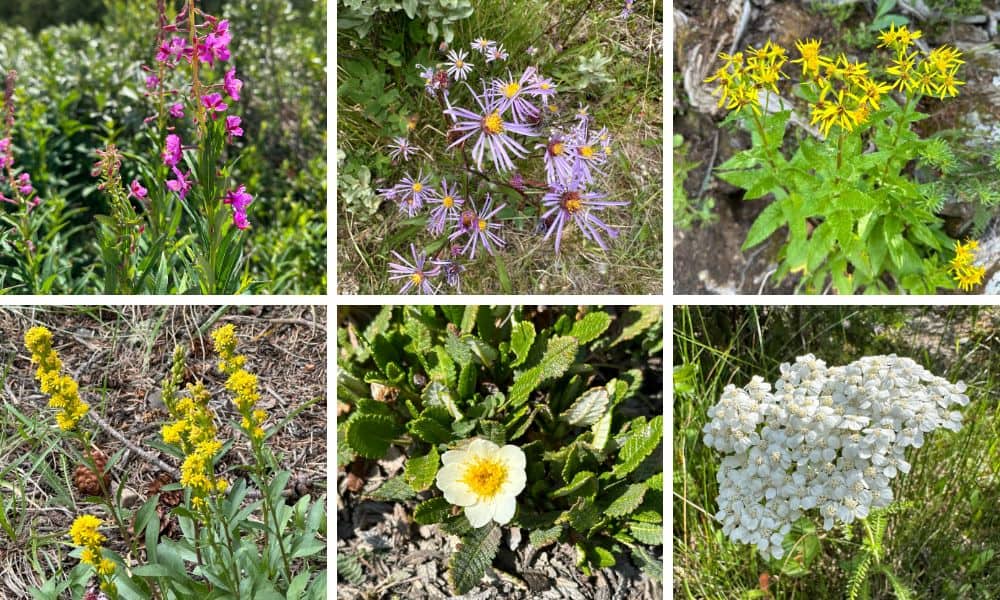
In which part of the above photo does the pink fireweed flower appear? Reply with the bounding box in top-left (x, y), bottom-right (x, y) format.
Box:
top-left (388, 244), bottom-right (440, 294)
top-left (394, 171), bottom-right (436, 216)
top-left (224, 68), bottom-right (243, 101)
top-left (428, 179), bottom-right (464, 235)
top-left (493, 68), bottom-right (542, 123)
top-left (169, 102), bottom-right (184, 118)
top-left (472, 38), bottom-right (496, 54)
top-left (541, 165), bottom-right (628, 253)
top-left (0, 137), bottom-right (10, 169)
top-left (444, 85), bottom-right (536, 173)
top-left (445, 49), bottom-right (474, 81)
top-left (448, 193), bottom-right (506, 258)
top-left (198, 21), bottom-right (232, 65)
top-left (225, 115), bottom-right (243, 140)
top-left (201, 93), bottom-right (228, 119)
top-left (387, 137), bottom-right (418, 162)
top-left (166, 166), bottom-right (192, 200)
top-left (16, 172), bottom-right (32, 196)
top-left (128, 179), bottom-right (148, 200)
top-left (486, 44), bottom-right (509, 63)
top-left (162, 134), bottom-right (182, 166)
top-left (539, 133), bottom-right (574, 185)
top-left (145, 75), bottom-right (160, 91)
top-left (157, 37), bottom-right (190, 65)
top-left (224, 185), bottom-right (253, 230)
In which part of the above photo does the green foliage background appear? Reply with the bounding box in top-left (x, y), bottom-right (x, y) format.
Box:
top-left (0, 0), bottom-right (327, 294)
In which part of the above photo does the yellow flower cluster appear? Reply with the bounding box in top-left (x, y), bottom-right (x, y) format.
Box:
top-left (949, 240), bottom-right (985, 292)
top-left (24, 326), bottom-right (89, 431)
top-left (212, 325), bottom-right (267, 442)
top-left (69, 515), bottom-right (116, 578)
top-left (161, 381), bottom-right (228, 507)
top-left (704, 40), bottom-right (788, 116)
top-left (708, 27), bottom-right (963, 138)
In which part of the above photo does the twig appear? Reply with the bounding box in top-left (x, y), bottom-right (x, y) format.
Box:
top-left (698, 131), bottom-right (720, 199)
top-left (728, 0), bottom-right (752, 56)
top-left (87, 410), bottom-right (179, 478)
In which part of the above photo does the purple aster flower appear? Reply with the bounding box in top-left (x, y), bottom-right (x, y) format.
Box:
top-left (201, 93), bottom-right (228, 119)
top-left (395, 171), bottom-right (436, 216)
top-left (169, 102), bottom-right (184, 118)
top-left (387, 137), bottom-right (418, 162)
top-left (540, 165), bottom-right (628, 252)
top-left (224, 68), bottom-right (243, 101)
top-left (486, 44), bottom-right (509, 63)
top-left (526, 46), bottom-right (538, 57)
top-left (538, 134), bottom-right (574, 185)
top-left (166, 166), bottom-right (192, 200)
top-left (621, 0), bottom-right (635, 18)
top-left (444, 85), bottom-right (536, 173)
top-left (530, 71), bottom-right (558, 99)
top-left (224, 184), bottom-right (253, 230)
top-left (427, 179), bottom-right (464, 235)
top-left (162, 134), bottom-right (182, 166)
top-left (388, 244), bottom-right (440, 294)
top-left (575, 104), bottom-right (590, 122)
top-left (568, 121), bottom-right (609, 184)
top-left (448, 193), bottom-right (506, 258)
top-left (128, 179), bottom-right (148, 200)
top-left (445, 49), bottom-right (474, 81)
top-left (432, 258), bottom-right (465, 290)
top-left (472, 38), bottom-right (496, 54)
top-left (416, 64), bottom-right (449, 96)
top-left (493, 68), bottom-right (541, 123)
top-left (226, 115), bottom-right (244, 140)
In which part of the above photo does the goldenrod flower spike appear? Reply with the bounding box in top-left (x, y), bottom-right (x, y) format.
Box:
top-left (24, 326), bottom-right (90, 431)
top-left (69, 514), bottom-right (116, 591)
top-left (212, 325), bottom-right (268, 442)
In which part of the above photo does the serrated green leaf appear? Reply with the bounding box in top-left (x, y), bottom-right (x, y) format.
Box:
top-left (509, 320), bottom-right (536, 368)
top-left (562, 387), bottom-right (609, 427)
top-left (591, 409), bottom-right (613, 453)
top-left (613, 416), bottom-right (663, 478)
top-left (538, 336), bottom-right (578, 381)
top-left (370, 334), bottom-right (401, 375)
top-left (404, 314), bottom-right (432, 355)
top-left (631, 544), bottom-right (662, 582)
top-left (448, 522), bottom-right (501, 595)
top-left (407, 417), bottom-right (454, 444)
top-left (605, 483), bottom-right (647, 517)
top-left (414, 497), bottom-right (452, 525)
top-left (609, 307), bottom-right (662, 347)
top-left (457, 360), bottom-right (476, 399)
top-left (559, 497), bottom-right (600, 533)
top-left (369, 476), bottom-right (417, 501)
top-left (336, 553), bottom-right (364, 585)
top-left (569, 312), bottom-right (612, 344)
top-left (528, 525), bottom-right (562, 548)
top-left (478, 420), bottom-right (506, 446)
top-left (460, 306), bottom-right (478, 334)
top-left (427, 347), bottom-right (457, 388)
top-left (743, 200), bottom-right (786, 250)
top-left (647, 473), bottom-right (663, 492)
top-left (404, 446), bottom-right (439, 491)
top-left (422, 381), bottom-right (462, 420)
top-left (508, 366), bottom-right (542, 407)
top-left (445, 331), bottom-right (473, 367)
top-left (552, 471), bottom-right (597, 499)
top-left (346, 414), bottom-right (402, 459)
top-left (628, 521), bottom-right (662, 545)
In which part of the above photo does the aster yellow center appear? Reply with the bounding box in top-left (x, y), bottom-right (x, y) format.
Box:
top-left (412, 182), bottom-right (423, 193)
top-left (477, 218), bottom-right (487, 231)
top-left (455, 60), bottom-right (464, 68)
top-left (561, 191), bottom-right (583, 213)
top-left (483, 111), bottom-right (504, 135)
top-left (443, 195), bottom-right (454, 208)
top-left (410, 272), bottom-right (423, 285)
top-left (550, 142), bottom-right (564, 156)
top-left (461, 457), bottom-right (508, 498)
top-left (580, 145), bottom-right (595, 159)
top-left (503, 82), bottom-right (520, 98)
top-left (541, 83), bottom-right (550, 90)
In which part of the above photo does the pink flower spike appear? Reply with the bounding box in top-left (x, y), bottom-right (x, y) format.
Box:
top-left (225, 115), bottom-right (243, 140)
top-left (224, 185), bottom-right (253, 230)
top-left (162, 134), bottom-right (182, 166)
top-left (166, 166), bottom-right (192, 200)
top-left (129, 179), bottom-right (148, 200)
top-left (224, 68), bottom-right (243, 101)
top-left (145, 75), bottom-right (160, 91)
top-left (17, 173), bottom-right (33, 196)
top-left (169, 103), bottom-right (184, 118)
top-left (201, 93), bottom-right (228, 119)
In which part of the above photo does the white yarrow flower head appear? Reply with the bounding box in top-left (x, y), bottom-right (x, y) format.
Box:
top-left (436, 438), bottom-right (527, 527)
top-left (702, 354), bottom-right (970, 560)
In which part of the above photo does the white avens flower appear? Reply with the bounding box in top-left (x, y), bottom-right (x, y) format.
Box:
top-left (435, 439), bottom-right (527, 527)
top-left (703, 354), bottom-right (969, 559)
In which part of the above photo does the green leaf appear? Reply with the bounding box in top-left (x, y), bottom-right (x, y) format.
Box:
top-left (569, 312), bottom-right (612, 344)
top-left (628, 521), bottom-right (663, 545)
top-left (742, 200), bottom-right (786, 250)
top-left (561, 387), bottom-right (610, 427)
top-left (631, 544), bottom-right (663, 582)
top-left (457, 360), bottom-right (477, 399)
top-left (613, 416), bottom-right (663, 478)
top-left (460, 306), bottom-right (479, 334)
top-left (448, 522), bottom-right (502, 595)
top-left (591, 409), bottom-right (614, 453)
top-left (552, 471), bottom-right (597, 499)
top-left (404, 446), bottom-right (440, 491)
top-left (509, 320), bottom-right (536, 367)
top-left (407, 417), bottom-right (454, 444)
top-left (538, 336), bottom-right (578, 380)
top-left (609, 306), bottom-right (662, 347)
top-left (559, 497), bottom-right (600, 533)
top-left (779, 519), bottom-right (821, 577)
top-left (478, 420), bottom-right (506, 446)
top-left (605, 483), bottom-right (647, 517)
top-left (346, 414), bottom-right (402, 458)
top-left (414, 497), bottom-right (452, 525)
top-left (508, 366), bottom-right (542, 407)
top-left (422, 381), bottom-right (462, 420)
top-left (337, 552), bottom-right (365, 585)
top-left (495, 253), bottom-right (512, 294)
top-left (528, 525), bottom-right (562, 548)
top-left (368, 476), bottom-right (417, 501)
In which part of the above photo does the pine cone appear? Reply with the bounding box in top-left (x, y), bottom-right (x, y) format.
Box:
top-left (73, 449), bottom-right (110, 497)
top-left (147, 472), bottom-right (182, 507)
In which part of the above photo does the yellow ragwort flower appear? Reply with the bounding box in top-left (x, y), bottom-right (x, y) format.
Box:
top-left (791, 38), bottom-right (828, 78)
top-left (950, 240), bottom-right (985, 292)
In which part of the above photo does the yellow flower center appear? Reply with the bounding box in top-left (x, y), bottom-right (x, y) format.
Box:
top-left (410, 272), bottom-right (423, 285)
top-left (541, 83), bottom-right (550, 90)
top-left (461, 457), bottom-right (508, 498)
top-left (412, 182), bottom-right (423, 193)
top-left (503, 82), bottom-right (520, 98)
top-left (477, 218), bottom-right (488, 231)
top-left (483, 111), bottom-right (504, 135)
top-left (455, 59), bottom-right (464, 68)
top-left (579, 145), bottom-right (595, 159)
top-left (443, 195), bottom-right (454, 208)
top-left (550, 142), bottom-right (563, 156)
top-left (561, 191), bottom-right (583, 213)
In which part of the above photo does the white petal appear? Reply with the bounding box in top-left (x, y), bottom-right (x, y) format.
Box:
top-left (441, 449), bottom-right (469, 466)
top-left (465, 501), bottom-right (495, 528)
top-left (492, 494), bottom-right (517, 524)
top-left (498, 445), bottom-right (526, 470)
top-left (467, 438), bottom-right (499, 458)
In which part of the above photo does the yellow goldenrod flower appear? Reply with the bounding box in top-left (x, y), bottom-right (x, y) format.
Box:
top-left (886, 51), bottom-right (918, 93)
top-left (24, 327), bottom-right (89, 431)
top-left (69, 515), bottom-right (105, 548)
top-left (926, 45), bottom-right (964, 73)
top-left (96, 558), bottom-right (116, 576)
top-left (855, 77), bottom-right (893, 110)
top-left (813, 88), bottom-right (861, 137)
top-left (211, 324), bottom-right (246, 375)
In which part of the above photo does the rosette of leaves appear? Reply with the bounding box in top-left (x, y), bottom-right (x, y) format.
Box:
top-left (338, 305), bottom-right (664, 594)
